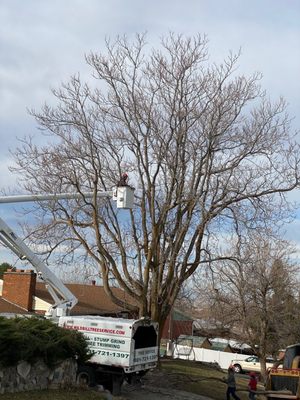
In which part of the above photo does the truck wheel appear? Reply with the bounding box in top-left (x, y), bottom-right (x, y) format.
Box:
top-left (233, 364), bottom-right (242, 373)
top-left (77, 365), bottom-right (96, 387)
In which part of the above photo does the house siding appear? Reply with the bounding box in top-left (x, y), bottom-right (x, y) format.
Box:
top-left (162, 314), bottom-right (194, 340)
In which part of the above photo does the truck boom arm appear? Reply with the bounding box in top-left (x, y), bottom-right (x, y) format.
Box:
top-left (0, 186), bottom-right (134, 318)
top-left (0, 191), bottom-right (113, 204)
top-left (0, 216), bottom-right (77, 317)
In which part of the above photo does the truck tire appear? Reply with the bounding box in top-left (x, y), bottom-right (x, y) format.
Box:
top-left (77, 365), bottom-right (96, 387)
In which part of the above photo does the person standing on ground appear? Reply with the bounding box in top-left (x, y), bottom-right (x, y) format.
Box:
top-left (224, 366), bottom-right (241, 400)
top-left (248, 372), bottom-right (257, 400)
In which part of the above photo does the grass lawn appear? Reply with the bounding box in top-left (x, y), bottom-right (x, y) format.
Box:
top-left (0, 389), bottom-right (106, 400)
top-left (0, 360), bottom-right (266, 400)
top-left (160, 358), bottom-right (265, 400)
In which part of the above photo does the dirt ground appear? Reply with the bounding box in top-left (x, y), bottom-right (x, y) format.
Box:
top-left (114, 369), bottom-right (214, 400)
top-left (120, 384), bottom-right (213, 400)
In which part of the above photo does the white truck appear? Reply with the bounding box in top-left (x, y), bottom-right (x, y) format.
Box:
top-left (60, 315), bottom-right (158, 392)
top-left (0, 185), bottom-right (158, 394)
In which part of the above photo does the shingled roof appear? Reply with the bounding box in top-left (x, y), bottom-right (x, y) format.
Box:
top-left (35, 282), bottom-right (137, 316)
top-left (0, 297), bottom-right (32, 315)
top-left (0, 271), bottom-right (137, 317)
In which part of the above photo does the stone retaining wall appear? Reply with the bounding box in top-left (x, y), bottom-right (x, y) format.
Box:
top-left (0, 359), bottom-right (77, 394)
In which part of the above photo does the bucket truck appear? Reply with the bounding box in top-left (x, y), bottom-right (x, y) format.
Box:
top-left (0, 185), bottom-right (158, 395)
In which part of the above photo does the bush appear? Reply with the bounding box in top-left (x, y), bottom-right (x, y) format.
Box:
top-left (0, 316), bottom-right (92, 367)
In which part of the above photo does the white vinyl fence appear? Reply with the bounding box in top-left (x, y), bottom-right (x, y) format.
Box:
top-left (173, 345), bottom-right (250, 370)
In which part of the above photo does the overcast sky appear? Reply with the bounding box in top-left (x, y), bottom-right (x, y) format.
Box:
top-left (0, 0), bottom-right (300, 262)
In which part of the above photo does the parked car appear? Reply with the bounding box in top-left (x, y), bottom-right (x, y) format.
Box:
top-left (231, 356), bottom-right (275, 373)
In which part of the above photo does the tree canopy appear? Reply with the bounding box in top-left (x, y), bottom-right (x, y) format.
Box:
top-left (193, 233), bottom-right (300, 376)
top-left (0, 263), bottom-right (12, 279)
top-left (11, 33), bottom-right (300, 336)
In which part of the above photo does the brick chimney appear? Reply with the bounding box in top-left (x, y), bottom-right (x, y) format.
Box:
top-left (2, 269), bottom-right (36, 311)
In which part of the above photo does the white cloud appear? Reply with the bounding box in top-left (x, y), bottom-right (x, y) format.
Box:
top-left (0, 0), bottom-right (299, 251)
top-left (0, 157), bottom-right (18, 189)
top-left (0, 1), bottom-right (299, 122)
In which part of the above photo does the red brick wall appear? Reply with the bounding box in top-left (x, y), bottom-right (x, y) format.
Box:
top-left (2, 270), bottom-right (36, 311)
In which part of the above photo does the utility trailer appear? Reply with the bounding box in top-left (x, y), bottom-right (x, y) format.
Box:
top-left (0, 183), bottom-right (159, 395)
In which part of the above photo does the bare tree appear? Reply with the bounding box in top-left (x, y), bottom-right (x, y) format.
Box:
top-left (10, 33), bottom-right (300, 340)
top-left (200, 234), bottom-right (300, 377)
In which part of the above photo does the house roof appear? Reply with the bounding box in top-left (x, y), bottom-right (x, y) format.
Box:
top-left (0, 297), bottom-right (32, 315)
top-left (35, 282), bottom-right (137, 316)
top-left (210, 337), bottom-right (252, 351)
top-left (172, 309), bottom-right (193, 321)
top-left (178, 335), bottom-right (211, 347)
top-left (210, 341), bottom-right (233, 351)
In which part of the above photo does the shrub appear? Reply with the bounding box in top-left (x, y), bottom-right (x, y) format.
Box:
top-left (0, 316), bottom-right (92, 367)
